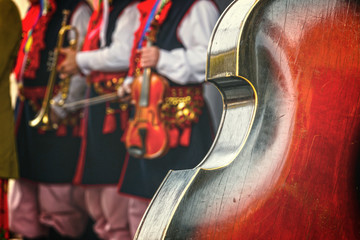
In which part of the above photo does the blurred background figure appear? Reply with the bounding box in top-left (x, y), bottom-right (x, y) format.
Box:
top-left (0, 0), bottom-right (21, 238)
top-left (58, 0), bottom-right (141, 239)
top-left (8, 0), bottom-right (93, 239)
top-left (116, 0), bottom-right (220, 230)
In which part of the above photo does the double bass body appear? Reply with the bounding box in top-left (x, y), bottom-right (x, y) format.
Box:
top-left (135, 0), bottom-right (360, 239)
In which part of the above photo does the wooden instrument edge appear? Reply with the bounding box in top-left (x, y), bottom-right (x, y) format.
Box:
top-left (134, 0), bottom-right (260, 238)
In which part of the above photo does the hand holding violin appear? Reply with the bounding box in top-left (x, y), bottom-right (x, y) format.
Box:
top-left (117, 82), bottom-right (132, 100)
top-left (117, 45), bottom-right (160, 100)
top-left (138, 46), bottom-right (160, 68)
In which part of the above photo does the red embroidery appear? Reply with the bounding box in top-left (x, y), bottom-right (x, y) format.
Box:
top-left (14, 5), bottom-right (40, 81)
top-left (14, 1), bottom-right (57, 81)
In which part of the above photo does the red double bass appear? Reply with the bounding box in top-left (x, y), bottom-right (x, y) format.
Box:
top-left (134, 0), bottom-right (360, 239)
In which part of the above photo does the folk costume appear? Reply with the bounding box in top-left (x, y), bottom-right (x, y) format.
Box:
top-left (73, 0), bottom-right (136, 186)
top-left (118, 0), bottom-right (219, 198)
top-left (0, 0), bottom-right (21, 238)
top-left (9, 0), bottom-right (92, 238)
top-left (71, 0), bottom-right (144, 238)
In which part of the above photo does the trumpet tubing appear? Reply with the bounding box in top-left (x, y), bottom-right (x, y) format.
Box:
top-left (28, 10), bottom-right (79, 130)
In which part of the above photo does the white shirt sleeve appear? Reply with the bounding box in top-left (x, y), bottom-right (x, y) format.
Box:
top-left (155, 0), bottom-right (219, 85)
top-left (52, 2), bottom-right (92, 117)
top-left (76, 3), bottom-right (140, 75)
top-left (68, 2), bottom-right (93, 49)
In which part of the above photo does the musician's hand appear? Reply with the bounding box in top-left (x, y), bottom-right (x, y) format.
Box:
top-left (117, 83), bottom-right (132, 101)
top-left (49, 109), bottom-right (62, 126)
top-left (57, 48), bottom-right (80, 79)
top-left (139, 46), bottom-right (160, 68)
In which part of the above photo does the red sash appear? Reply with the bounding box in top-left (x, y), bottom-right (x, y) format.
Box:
top-left (0, 179), bottom-right (9, 239)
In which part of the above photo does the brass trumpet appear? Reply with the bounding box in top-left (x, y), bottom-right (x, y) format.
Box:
top-left (29, 10), bottom-right (79, 130)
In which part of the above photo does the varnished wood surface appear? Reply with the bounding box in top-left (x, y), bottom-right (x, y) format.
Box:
top-left (135, 0), bottom-right (360, 239)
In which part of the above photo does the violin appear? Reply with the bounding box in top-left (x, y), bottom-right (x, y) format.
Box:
top-left (125, 0), bottom-right (172, 159)
top-left (125, 52), bottom-right (170, 159)
top-left (134, 0), bottom-right (360, 238)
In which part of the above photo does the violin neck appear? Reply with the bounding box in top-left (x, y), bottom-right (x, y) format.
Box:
top-left (139, 68), bottom-right (151, 107)
top-left (139, 41), bottom-right (153, 107)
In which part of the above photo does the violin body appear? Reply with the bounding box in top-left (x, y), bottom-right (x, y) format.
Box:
top-left (134, 0), bottom-right (360, 239)
top-left (126, 71), bottom-right (170, 159)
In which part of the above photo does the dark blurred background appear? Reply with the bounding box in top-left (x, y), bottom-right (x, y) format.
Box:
top-left (216, 0), bottom-right (233, 12)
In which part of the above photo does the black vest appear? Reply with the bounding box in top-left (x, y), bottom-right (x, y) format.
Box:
top-left (24, 0), bottom-right (82, 87)
top-left (105, 0), bottom-right (135, 46)
top-left (156, 0), bottom-right (196, 50)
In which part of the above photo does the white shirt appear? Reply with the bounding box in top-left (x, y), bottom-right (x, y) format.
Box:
top-left (52, 2), bottom-right (92, 117)
top-left (156, 0), bottom-right (219, 85)
top-left (76, 2), bottom-right (140, 75)
top-left (124, 0), bottom-right (220, 85)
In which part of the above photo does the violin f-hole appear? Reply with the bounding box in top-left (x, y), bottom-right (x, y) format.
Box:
top-left (128, 128), bottom-right (147, 158)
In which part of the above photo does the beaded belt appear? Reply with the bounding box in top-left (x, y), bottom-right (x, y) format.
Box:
top-left (18, 85), bottom-right (59, 112)
top-left (161, 85), bottom-right (204, 147)
top-left (161, 85), bottom-right (204, 129)
top-left (88, 71), bottom-right (126, 95)
top-left (88, 72), bottom-right (129, 134)
top-left (18, 85), bottom-right (81, 136)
